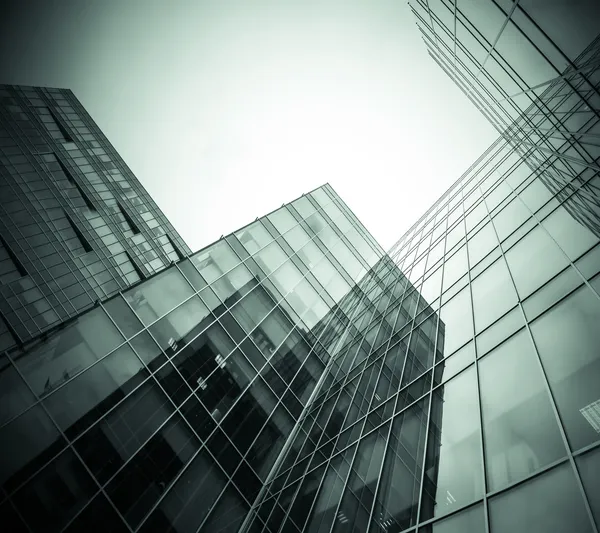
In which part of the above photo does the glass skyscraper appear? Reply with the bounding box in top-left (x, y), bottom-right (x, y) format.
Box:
top-left (0, 84), bottom-right (191, 352)
top-left (2, 3), bottom-right (600, 531)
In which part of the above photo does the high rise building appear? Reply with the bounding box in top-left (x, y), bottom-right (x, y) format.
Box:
top-left (407, 0), bottom-right (600, 238)
top-left (0, 84), bottom-right (191, 352)
top-left (2, 5), bottom-right (600, 530)
top-left (0, 183), bottom-right (389, 532)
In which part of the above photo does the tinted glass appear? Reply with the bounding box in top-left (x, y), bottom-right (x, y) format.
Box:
top-left (478, 330), bottom-right (566, 491)
top-left (489, 463), bottom-right (594, 533)
top-left (530, 285), bottom-right (600, 451)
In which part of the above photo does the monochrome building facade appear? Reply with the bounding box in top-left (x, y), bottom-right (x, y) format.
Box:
top-left (0, 84), bottom-right (190, 351)
top-left (2, 4), bottom-right (600, 529)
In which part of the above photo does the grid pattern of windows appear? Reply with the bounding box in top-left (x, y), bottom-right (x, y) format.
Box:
top-left (247, 165), bottom-right (600, 531)
top-left (0, 84), bottom-right (191, 350)
top-left (0, 184), bottom-right (384, 533)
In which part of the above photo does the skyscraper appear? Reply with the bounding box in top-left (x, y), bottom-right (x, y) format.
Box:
top-left (0, 183), bottom-right (389, 532)
top-left (2, 4), bottom-right (600, 530)
top-left (407, 0), bottom-right (600, 238)
top-left (0, 84), bottom-right (190, 352)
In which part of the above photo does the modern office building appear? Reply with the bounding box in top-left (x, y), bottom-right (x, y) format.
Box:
top-left (2, 4), bottom-right (600, 530)
top-left (0, 84), bottom-right (191, 351)
top-left (407, 0), bottom-right (600, 240)
top-left (0, 183), bottom-right (388, 532)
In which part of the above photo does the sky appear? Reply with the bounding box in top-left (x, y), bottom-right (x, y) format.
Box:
top-left (0, 0), bottom-right (498, 252)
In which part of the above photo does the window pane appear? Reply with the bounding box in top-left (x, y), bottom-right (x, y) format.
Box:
top-left (43, 344), bottom-right (146, 435)
top-left (472, 258), bottom-right (518, 333)
top-left (370, 398), bottom-right (429, 532)
top-left (139, 449), bottom-right (227, 533)
top-left (577, 447), bottom-right (600, 529)
top-left (489, 463), bottom-right (594, 533)
top-left (478, 330), bottom-right (566, 491)
top-left (442, 246), bottom-right (468, 292)
top-left (422, 367), bottom-right (483, 520)
top-left (15, 306), bottom-right (124, 399)
top-left (505, 225), bottom-right (569, 299)
top-left (439, 287), bottom-right (473, 357)
top-left (236, 221), bottom-right (273, 255)
top-left (541, 206), bottom-right (599, 261)
top-left (124, 267), bottom-right (194, 325)
top-left (530, 285), bottom-right (600, 451)
top-left (191, 240), bottom-right (240, 283)
top-left (268, 206), bottom-right (298, 235)
top-left (492, 197), bottom-right (531, 242)
top-left (419, 503), bottom-right (485, 533)
top-left (468, 222), bottom-right (498, 266)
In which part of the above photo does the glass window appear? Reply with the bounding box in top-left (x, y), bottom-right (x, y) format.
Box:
top-left (124, 267), bottom-right (194, 325)
top-left (283, 224), bottom-right (311, 253)
top-left (15, 306), bottom-right (124, 399)
top-left (370, 398), bottom-right (429, 532)
top-left (489, 462), bottom-right (594, 533)
top-left (419, 503), bottom-right (485, 533)
top-left (291, 196), bottom-right (317, 220)
top-left (518, 177), bottom-right (554, 213)
top-left (433, 342), bottom-right (475, 385)
top-left (492, 197), bottom-right (531, 242)
top-left (148, 295), bottom-right (211, 351)
top-left (0, 404), bottom-right (64, 491)
top-left (201, 484), bottom-right (248, 533)
top-left (439, 287), bottom-right (473, 357)
top-left (476, 306), bottom-right (523, 356)
top-left (211, 263), bottom-right (254, 303)
top-left (541, 206), bottom-right (599, 261)
top-left (530, 285), bottom-right (600, 451)
top-left (472, 258), bottom-right (518, 333)
top-left (191, 240), bottom-right (240, 284)
top-left (103, 295), bottom-right (143, 339)
top-left (255, 241), bottom-right (289, 276)
top-left (505, 225), bottom-right (569, 299)
top-left (522, 265), bottom-right (582, 321)
top-left (74, 379), bottom-right (174, 484)
top-left (105, 413), bottom-right (200, 529)
top-left (577, 447), bottom-right (600, 529)
top-left (11, 449), bottom-right (96, 533)
top-left (0, 356), bottom-right (35, 426)
top-left (236, 221), bottom-right (273, 255)
top-left (270, 261), bottom-right (303, 298)
top-left (442, 245), bottom-right (468, 292)
top-left (422, 367), bottom-right (483, 520)
top-left (268, 206), bottom-right (298, 235)
top-left (478, 330), bottom-right (566, 491)
top-left (468, 222), bottom-right (498, 267)
top-left (420, 266), bottom-right (443, 306)
top-left (43, 344), bottom-right (146, 435)
top-left (138, 448), bottom-right (227, 533)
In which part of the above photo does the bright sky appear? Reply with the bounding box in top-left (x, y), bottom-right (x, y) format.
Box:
top-left (0, 0), bottom-right (498, 252)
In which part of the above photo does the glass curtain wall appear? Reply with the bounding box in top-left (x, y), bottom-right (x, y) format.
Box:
top-left (0, 184), bottom-right (383, 533)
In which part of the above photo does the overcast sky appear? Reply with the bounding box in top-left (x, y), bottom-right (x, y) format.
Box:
top-left (0, 0), bottom-right (497, 252)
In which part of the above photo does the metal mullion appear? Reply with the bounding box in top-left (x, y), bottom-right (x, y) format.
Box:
top-left (3, 329), bottom-right (136, 533)
top-left (476, 0), bottom-right (520, 77)
top-left (238, 256), bottom-right (380, 533)
top-left (462, 187), bottom-right (493, 533)
top-left (481, 178), bottom-right (599, 532)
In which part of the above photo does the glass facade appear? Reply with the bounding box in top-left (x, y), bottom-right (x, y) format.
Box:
top-left (0, 184), bottom-right (386, 532)
top-left (2, 5), bottom-right (600, 530)
top-left (0, 84), bottom-right (191, 350)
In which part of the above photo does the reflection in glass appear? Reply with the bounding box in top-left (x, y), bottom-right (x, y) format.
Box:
top-left (576, 447), bottom-right (600, 529)
top-left (505, 225), bottom-right (569, 299)
top-left (370, 398), bottom-right (429, 532)
top-left (419, 503), bottom-right (485, 533)
top-left (439, 287), bottom-right (473, 357)
top-left (530, 285), bottom-right (600, 451)
top-left (489, 463), bottom-right (594, 533)
top-left (422, 367), bottom-right (483, 520)
top-left (478, 331), bottom-right (566, 491)
top-left (471, 258), bottom-right (517, 333)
